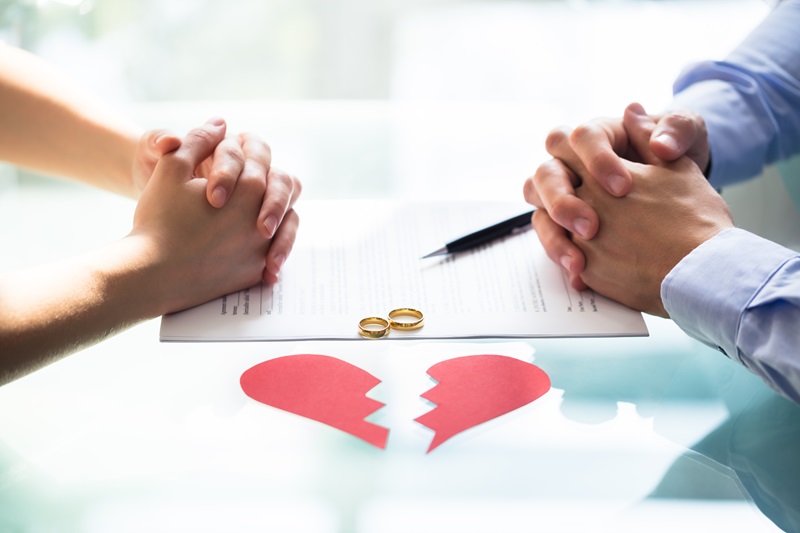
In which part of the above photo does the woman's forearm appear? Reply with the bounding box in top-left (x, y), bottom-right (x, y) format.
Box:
top-left (0, 236), bottom-right (166, 385)
top-left (0, 43), bottom-right (142, 197)
top-left (0, 120), bottom-right (286, 386)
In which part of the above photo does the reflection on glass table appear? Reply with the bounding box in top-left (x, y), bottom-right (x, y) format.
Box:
top-left (0, 319), bottom-right (797, 532)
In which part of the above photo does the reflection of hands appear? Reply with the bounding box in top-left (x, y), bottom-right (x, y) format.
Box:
top-left (132, 119), bottom-right (301, 285)
top-left (523, 103), bottom-right (709, 290)
top-left (129, 119), bottom-right (298, 315)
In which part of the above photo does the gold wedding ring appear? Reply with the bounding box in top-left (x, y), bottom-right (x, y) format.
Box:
top-left (388, 308), bottom-right (425, 331)
top-left (358, 317), bottom-right (391, 339)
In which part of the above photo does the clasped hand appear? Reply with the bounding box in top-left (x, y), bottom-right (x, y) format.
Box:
top-left (523, 103), bottom-right (732, 316)
top-left (130, 118), bottom-right (301, 315)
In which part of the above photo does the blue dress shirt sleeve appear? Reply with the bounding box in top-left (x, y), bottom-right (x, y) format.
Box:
top-left (657, 0), bottom-right (800, 403)
top-left (662, 229), bottom-right (800, 403)
top-left (670, 0), bottom-right (800, 188)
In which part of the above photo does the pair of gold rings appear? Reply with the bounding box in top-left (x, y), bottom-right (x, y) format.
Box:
top-left (358, 308), bottom-right (425, 339)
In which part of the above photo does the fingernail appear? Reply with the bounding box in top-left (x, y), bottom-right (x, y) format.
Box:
top-left (211, 186), bottom-right (227, 207)
top-left (207, 117), bottom-right (225, 127)
top-left (574, 217), bottom-right (590, 238)
top-left (654, 133), bottom-right (680, 153)
top-left (609, 174), bottom-right (626, 196)
top-left (560, 255), bottom-right (572, 272)
top-left (264, 215), bottom-right (278, 237)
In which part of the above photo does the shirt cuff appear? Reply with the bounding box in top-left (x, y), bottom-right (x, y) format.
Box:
top-left (661, 228), bottom-right (797, 362)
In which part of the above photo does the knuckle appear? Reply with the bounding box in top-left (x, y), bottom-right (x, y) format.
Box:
top-left (667, 112), bottom-right (694, 131)
top-left (239, 159), bottom-right (266, 187)
top-left (240, 171), bottom-right (267, 197)
top-left (223, 144), bottom-right (246, 167)
top-left (686, 110), bottom-right (706, 129)
top-left (210, 171), bottom-right (237, 188)
top-left (241, 159), bottom-right (266, 181)
top-left (667, 110), bottom-right (706, 137)
top-left (547, 197), bottom-right (573, 224)
top-left (533, 159), bottom-right (561, 183)
top-left (531, 208), bottom-right (547, 224)
top-left (522, 177), bottom-right (535, 199)
top-left (241, 132), bottom-right (272, 159)
top-left (545, 126), bottom-right (570, 154)
top-left (530, 168), bottom-right (548, 192)
top-left (588, 150), bottom-right (614, 174)
top-left (167, 152), bottom-right (195, 173)
top-left (271, 168), bottom-right (292, 187)
top-left (242, 132), bottom-right (269, 148)
top-left (268, 170), bottom-right (300, 202)
top-left (534, 159), bottom-right (576, 196)
top-left (257, 136), bottom-right (272, 154)
top-left (569, 123), bottom-right (598, 147)
top-left (187, 126), bottom-right (216, 146)
top-left (253, 174), bottom-right (268, 196)
top-left (210, 166), bottom-right (239, 186)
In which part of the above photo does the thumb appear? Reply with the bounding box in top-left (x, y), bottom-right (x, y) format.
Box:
top-left (132, 129), bottom-right (182, 194)
top-left (622, 103), bottom-right (660, 164)
top-left (145, 129), bottom-right (182, 158)
top-left (651, 111), bottom-right (710, 170)
top-left (171, 117), bottom-right (227, 179)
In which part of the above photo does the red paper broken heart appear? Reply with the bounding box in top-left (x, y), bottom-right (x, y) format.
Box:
top-left (240, 354), bottom-right (389, 449)
top-left (415, 354), bottom-right (551, 452)
top-left (240, 354), bottom-right (550, 452)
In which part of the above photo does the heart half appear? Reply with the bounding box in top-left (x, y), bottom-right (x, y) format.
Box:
top-left (240, 354), bottom-right (389, 449)
top-left (415, 354), bottom-right (551, 452)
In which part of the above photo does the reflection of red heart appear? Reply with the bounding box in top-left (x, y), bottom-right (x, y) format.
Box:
top-left (240, 354), bottom-right (550, 452)
top-left (415, 355), bottom-right (551, 452)
top-left (240, 354), bottom-right (389, 449)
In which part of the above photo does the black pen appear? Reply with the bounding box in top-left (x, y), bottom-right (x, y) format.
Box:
top-left (422, 209), bottom-right (536, 258)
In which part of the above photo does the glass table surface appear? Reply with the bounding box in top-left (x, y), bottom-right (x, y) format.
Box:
top-left (0, 101), bottom-right (797, 533)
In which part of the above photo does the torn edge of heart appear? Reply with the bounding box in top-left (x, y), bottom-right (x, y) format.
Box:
top-left (414, 354), bottom-right (551, 453)
top-left (240, 354), bottom-right (390, 449)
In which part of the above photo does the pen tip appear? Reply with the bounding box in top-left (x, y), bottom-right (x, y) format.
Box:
top-left (422, 247), bottom-right (447, 259)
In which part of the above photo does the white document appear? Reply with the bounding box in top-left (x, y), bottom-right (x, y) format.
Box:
top-left (160, 201), bottom-right (648, 341)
